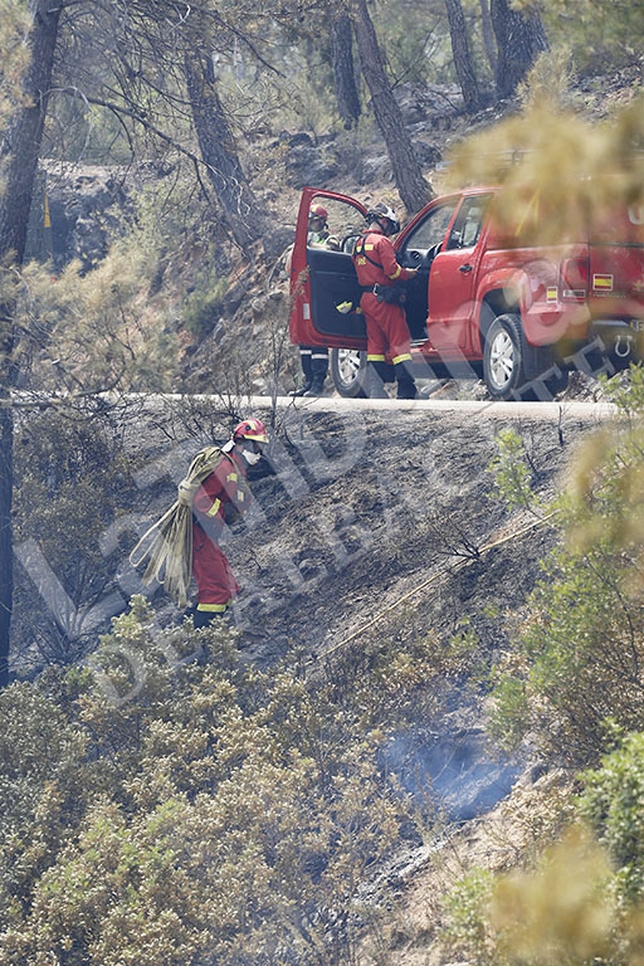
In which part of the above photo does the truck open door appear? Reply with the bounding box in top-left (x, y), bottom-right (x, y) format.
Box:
top-left (289, 188), bottom-right (369, 351)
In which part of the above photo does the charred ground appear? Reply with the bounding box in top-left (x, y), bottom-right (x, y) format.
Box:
top-left (216, 396), bottom-right (611, 962)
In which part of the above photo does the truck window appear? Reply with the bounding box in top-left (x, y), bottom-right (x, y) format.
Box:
top-left (308, 196), bottom-right (366, 254)
top-left (446, 195), bottom-right (492, 250)
top-left (401, 201), bottom-right (458, 256)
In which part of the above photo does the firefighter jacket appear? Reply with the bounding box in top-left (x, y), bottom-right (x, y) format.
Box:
top-left (352, 227), bottom-right (415, 292)
top-left (353, 227), bottom-right (416, 366)
top-left (193, 450), bottom-right (251, 542)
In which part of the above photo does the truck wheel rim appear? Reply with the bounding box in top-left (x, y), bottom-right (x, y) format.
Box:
top-left (337, 349), bottom-right (361, 386)
top-left (489, 330), bottom-right (515, 388)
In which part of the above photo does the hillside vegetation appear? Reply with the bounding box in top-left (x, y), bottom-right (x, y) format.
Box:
top-left (2, 0), bottom-right (644, 962)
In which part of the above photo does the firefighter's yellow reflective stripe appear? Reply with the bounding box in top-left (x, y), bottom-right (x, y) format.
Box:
top-left (388, 265), bottom-right (402, 280)
top-left (205, 498), bottom-right (221, 517)
top-left (367, 353), bottom-right (386, 362)
top-left (226, 472), bottom-right (238, 483)
top-left (364, 243), bottom-right (375, 251)
top-left (238, 491), bottom-right (245, 502)
top-left (196, 602), bottom-right (230, 613)
top-left (392, 352), bottom-right (412, 365)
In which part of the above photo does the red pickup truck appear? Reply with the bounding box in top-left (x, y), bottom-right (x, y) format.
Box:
top-left (288, 185), bottom-right (644, 399)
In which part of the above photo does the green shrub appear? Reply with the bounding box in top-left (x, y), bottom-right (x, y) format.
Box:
top-left (489, 367), bottom-right (644, 767)
top-left (0, 597), bottom-right (444, 964)
top-left (441, 867), bottom-right (496, 964)
top-left (579, 729), bottom-right (644, 903)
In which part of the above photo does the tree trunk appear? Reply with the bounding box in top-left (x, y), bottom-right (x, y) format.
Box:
top-left (0, 0), bottom-right (62, 687)
top-left (444, 0), bottom-right (481, 112)
top-left (490, 0), bottom-right (549, 98)
top-left (330, 15), bottom-right (361, 129)
top-left (479, 0), bottom-right (498, 77)
top-left (0, 370), bottom-right (12, 690)
top-left (351, 0), bottom-right (433, 213)
top-left (184, 48), bottom-right (262, 252)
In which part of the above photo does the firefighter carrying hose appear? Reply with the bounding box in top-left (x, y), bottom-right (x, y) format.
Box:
top-left (353, 201), bottom-right (419, 399)
top-left (130, 418), bottom-right (269, 626)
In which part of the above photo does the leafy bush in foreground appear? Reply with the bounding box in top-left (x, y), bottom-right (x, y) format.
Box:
top-left (490, 367), bottom-right (644, 768)
top-left (441, 730), bottom-right (644, 966)
top-left (0, 596), bottom-right (446, 965)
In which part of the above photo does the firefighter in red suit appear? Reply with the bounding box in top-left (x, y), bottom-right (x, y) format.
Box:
top-left (192, 418), bottom-right (269, 627)
top-left (353, 202), bottom-right (419, 399)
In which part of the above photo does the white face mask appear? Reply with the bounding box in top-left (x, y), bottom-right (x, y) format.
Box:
top-left (242, 448), bottom-right (261, 466)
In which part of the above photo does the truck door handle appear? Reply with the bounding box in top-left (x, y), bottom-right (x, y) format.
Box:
top-left (459, 264), bottom-right (473, 274)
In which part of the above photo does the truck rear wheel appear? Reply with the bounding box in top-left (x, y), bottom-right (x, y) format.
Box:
top-left (330, 348), bottom-right (368, 397)
top-left (483, 314), bottom-right (568, 401)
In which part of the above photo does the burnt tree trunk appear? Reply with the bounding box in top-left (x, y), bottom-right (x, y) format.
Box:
top-left (444, 0), bottom-right (481, 112)
top-left (0, 354), bottom-right (12, 690)
top-left (330, 15), bottom-right (361, 129)
top-left (184, 48), bottom-right (262, 252)
top-left (491, 0), bottom-right (549, 98)
top-left (351, 0), bottom-right (432, 213)
top-left (0, 0), bottom-right (63, 687)
top-left (479, 0), bottom-right (498, 76)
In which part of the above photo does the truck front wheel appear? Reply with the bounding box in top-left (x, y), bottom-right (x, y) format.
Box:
top-left (330, 348), bottom-right (368, 397)
top-left (483, 314), bottom-right (568, 401)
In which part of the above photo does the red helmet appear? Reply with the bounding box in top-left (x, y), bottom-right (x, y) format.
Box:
top-left (309, 203), bottom-right (328, 221)
top-left (232, 418), bottom-right (269, 444)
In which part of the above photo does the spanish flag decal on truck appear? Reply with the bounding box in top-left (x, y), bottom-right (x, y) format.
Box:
top-left (593, 274), bottom-right (614, 294)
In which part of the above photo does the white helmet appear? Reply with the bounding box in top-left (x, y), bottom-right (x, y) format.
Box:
top-left (367, 201), bottom-right (400, 234)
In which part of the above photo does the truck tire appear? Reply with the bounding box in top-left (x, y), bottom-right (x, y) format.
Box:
top-left (330, 348), bottom-right (368, 398)
top-left (483, 314), bottom-right (568, 401)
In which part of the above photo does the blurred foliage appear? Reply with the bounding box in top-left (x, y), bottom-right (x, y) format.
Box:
top-left (440, 827), bottom-right (620, 965)
top-left (446, 54), bottom-right (644, 246)
top-left (0, 595), bottom-right (456, 964)
top-left (437, 361), bottom-right (644, 966)
top-left (441, 737), bottom-right (644, 966)
top-left (491, 827), bottom-right (615, 965)
top-left (489, 365), bottom-right (644, 766)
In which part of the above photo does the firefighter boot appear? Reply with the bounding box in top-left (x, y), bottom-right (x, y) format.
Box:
top-left (289, 347), bottom-right (313, 396)
top-left (289, 383), bottom-right (312, 397)
top-left (303, 350), bottom-right (329, 396)
top-left (303, 377), bottom-right (326, 396)
top-left (367, 360), bottom-right (389, 399)
top-left (394, 360), bottom-right (417, 400)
